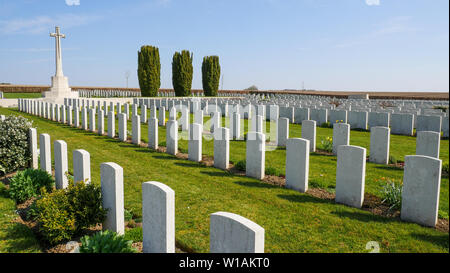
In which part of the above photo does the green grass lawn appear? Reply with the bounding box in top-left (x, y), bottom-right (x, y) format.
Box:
top-left (0, 183), bottom-right (41, 253)
top-left (0, 106), bottom-right (448, 253)
top-left (131, 107), bottom-right (450, 220)
top-left (2, 93), bottom-right (42, 99)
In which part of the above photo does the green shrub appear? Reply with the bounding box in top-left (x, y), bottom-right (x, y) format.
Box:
top-left (235, 160), bottom-right (246, 171)
top-left (79, 230), bottom-right (137, 253)
top-left (9, 169), bottom-right (54, 203)
top-left (172, 50), bottom-right (193, 97)
top-left (0, 115), bottom-right (33, 173)
top-left (36, 189), bottom-right (77, 245)
top-left (9, 174), bottom-right (34, 203)
top-left (380, 179), bottom-right (402, 210)
top-left (137, 45), bottom-right (161, 97)
top-left (33, 182), bottom-right (106, 245)
top-left (202, 56), bottom-right (221, 97)
top-left (65, 182), bottom-right (107, 232)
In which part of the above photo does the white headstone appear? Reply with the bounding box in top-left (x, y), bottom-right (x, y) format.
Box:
top-left (246, 132), bottom-right (265, 179)
top-left (28, 128), bottom-right (38, 169)
top-left (335, 145), bottom-right (366, 208)
top-left (132, 115), bottom-right (141, 145)
top-left (101, 162), bottom-right (125, 235)
top-left (40, 133), bottom-right (52, 175)
top-left (73, 149), bottom-right (91, 184)
top-left (188, 123), bottom-right (202, 162)
top-left (54, 140), bottom-right (68, 189)
top-left (416, 131), bottom-right (440, 158)
top-left (166, 120), bottom-right (178, 155)
top-left (148, 117), bottom-right (159, 150)
top-left (210, 212), bottom-right (264, 253)
top-left (142, 181), bottom-right (175, 253)
top-left (369, 126), bottom-right (390, 164)
top-left (301, 120), bottom-right (316, 152)
top-left (108, 111), bottom-right (115, 138)
top-left (214, 127), bottom-right (230, 170)
top-left (276, 118), bottom-right (289, 147)
top-left (285, 138), bottom-right (310, 193)
top-left (118, 113), bottom-right (127, 142)
top-left (332, 123), bottom-right (350, 155)
top-left (401, 155), bottom-right (442, 227)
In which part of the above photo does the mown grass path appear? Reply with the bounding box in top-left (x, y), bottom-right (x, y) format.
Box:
top-left (0, 183), bottom-right (41, 253)
top-left (1, 107), bottom-right (448, 253)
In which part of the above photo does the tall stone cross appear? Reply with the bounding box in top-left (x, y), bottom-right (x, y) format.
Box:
top-left (50, 26), bottom-right (66, 77)
top-left (42, 26), bottom-right (78, 102)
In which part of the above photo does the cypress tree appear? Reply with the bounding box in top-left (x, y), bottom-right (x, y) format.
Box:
top-left (201, 56), bottom-right (221, 97)
top-left (172, 50), bottom-right (193, 97)
top-left (137, 45), bottom-right (160, 97)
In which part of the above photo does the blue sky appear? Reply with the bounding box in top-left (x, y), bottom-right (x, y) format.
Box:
top-left (0, 0), bottom-right (448, 92)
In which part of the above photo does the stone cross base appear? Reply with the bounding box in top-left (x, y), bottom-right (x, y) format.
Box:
top-left (42, 75), bottom-right (79, 103)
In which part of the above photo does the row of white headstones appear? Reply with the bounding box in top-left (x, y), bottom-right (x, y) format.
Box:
top-left (16, 98), bottom-right (444, 231)
top-left (26, 128), bottom-right (264, 253)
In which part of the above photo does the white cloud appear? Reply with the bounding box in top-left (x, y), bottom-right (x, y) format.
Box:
top-left (65, 0), bottom-right (80, 6)
top-left (365, 0), bottom-right (380, 6)
top-left (0, 14), bottom-right (100, 34)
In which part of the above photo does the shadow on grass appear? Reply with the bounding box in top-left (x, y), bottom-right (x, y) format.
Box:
top-left (0, 186), bottom-right (9, 199)
top-left (331, 210), bottom-right (398, 224)
top-left (411, 233), bottom-right (449, 250)
top-left (200, 170), bottom-right (231, 177)
top-left (374, 165), bottom-right (403, 171)
top-left (1, 222), bottom-right (41, 253)
top-left (234, 181), bottom-right (276, 189)
top-left (134, 149), bottom-right (155, 154)
top-left (175, 162), bottom-right (205, 168)
top-left (278, 193), bottom-right (333, 204)
top-left (105, 139), bottom-right (121, 143)
top-left (310, 152), bottom-right (335, 158)
top-left (118, 144), bottom-right (137, 148)
top-left (151, 155), bottom-right (179, 161)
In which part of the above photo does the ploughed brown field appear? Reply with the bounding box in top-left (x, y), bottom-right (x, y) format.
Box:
top-left (0, 84), bottom-right (448, 100)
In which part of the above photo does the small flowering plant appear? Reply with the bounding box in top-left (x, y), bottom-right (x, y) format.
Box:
top-left (378, 177), bottom-right (403, 210)
top-left (320, 136), bottom-right (333, 152)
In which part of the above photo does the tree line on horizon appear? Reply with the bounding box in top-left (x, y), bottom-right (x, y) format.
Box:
top-left (137, 45), bottom-right (220, 97)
